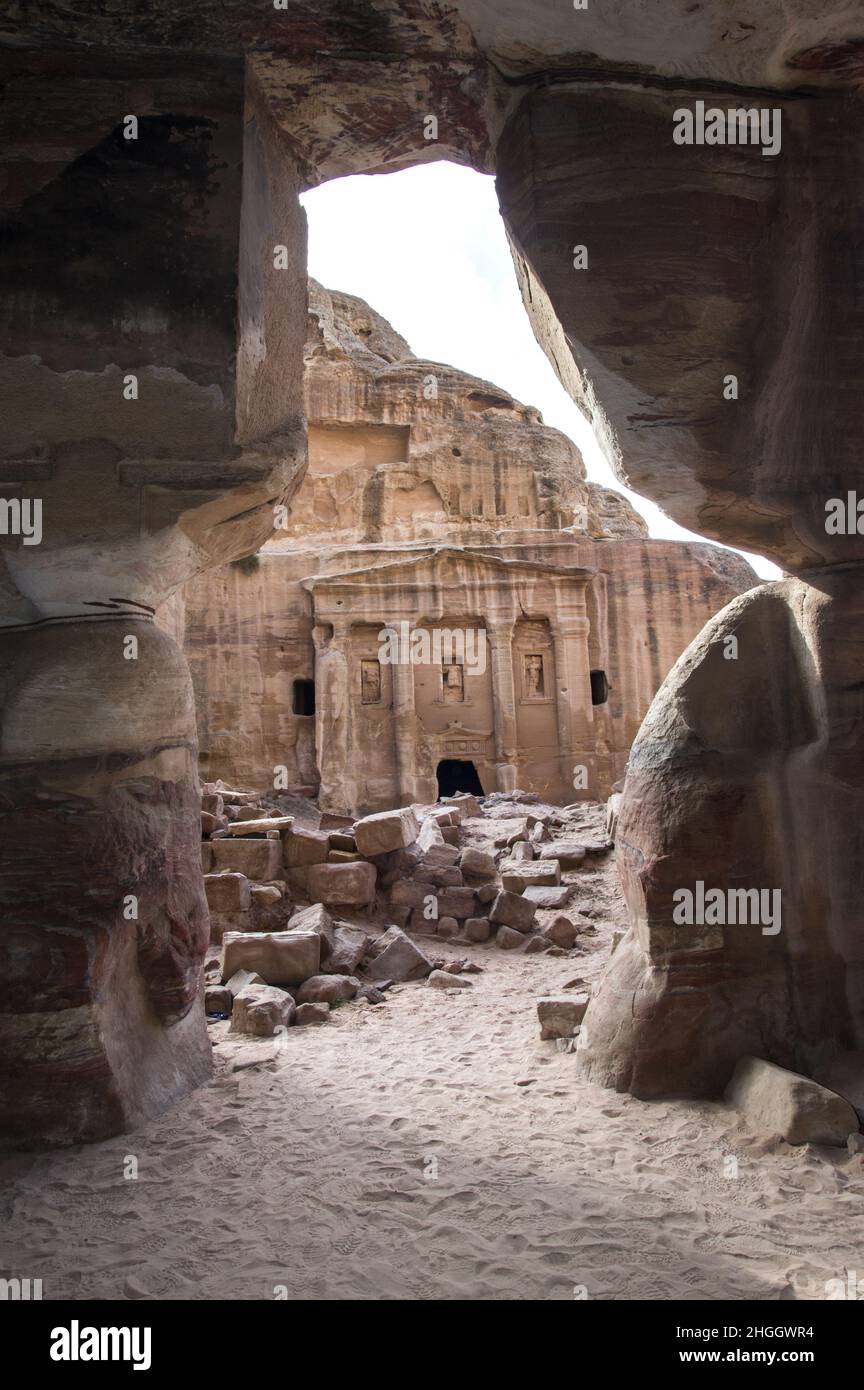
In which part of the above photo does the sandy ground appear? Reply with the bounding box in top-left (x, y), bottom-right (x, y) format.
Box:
top-left (2, 805), bottom-right (863, 1302)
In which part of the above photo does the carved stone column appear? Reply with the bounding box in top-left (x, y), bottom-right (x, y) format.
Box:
top-left (487, 619), bottom-right (518, 793)
top-left (549, 614), bottom-right (595, 797)
top-left (312, 619), bottom-right (354, 815)
top-left (391, 623), bottom-right (421, 806)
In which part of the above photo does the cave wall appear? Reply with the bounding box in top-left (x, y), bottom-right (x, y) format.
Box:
top-left (2, 0), bottom-right (862, 1140)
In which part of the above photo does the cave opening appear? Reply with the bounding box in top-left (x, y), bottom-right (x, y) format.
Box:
top-left (292, 678), bottom-right (315, 716)
top-left (436, 758), bottom-right (485, 798)
top-left (590, 669), bottom-right (609, 705)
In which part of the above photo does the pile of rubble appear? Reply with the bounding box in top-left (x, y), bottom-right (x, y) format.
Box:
top-left (199, 782), bottom-right (613, 1038)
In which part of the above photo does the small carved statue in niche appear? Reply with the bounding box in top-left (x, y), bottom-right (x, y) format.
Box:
top-left (524, 653), bottom-right (545, 697)
top-left (361, 658), bottom-right (382, 705)
top-left (442, 663), bottom-right (465, 703)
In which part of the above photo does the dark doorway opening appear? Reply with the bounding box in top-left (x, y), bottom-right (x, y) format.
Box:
top-left (590, 670), bottom-right (608, 706)
top-left (436, 758), bottom-right (484, 798)
top-left (292, 678), bottom-right (315, 716)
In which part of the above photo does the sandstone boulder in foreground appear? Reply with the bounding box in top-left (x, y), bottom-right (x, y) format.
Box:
top-left (222, 931), bottom-right (320, 986)
top-left (353, 807), bottom-right (419, 856)
top-left (365, 925), bottom-right (432, 982)
top-left (537, 995), bottom-right (590, 1040)
top-left (725, 1056), bottom-right (859, 1146)
top-left (230, 985), bottom-right (296, 1037)
top-left (307, 861), bottom-right (377, 907)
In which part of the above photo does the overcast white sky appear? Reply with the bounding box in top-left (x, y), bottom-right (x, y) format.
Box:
top-left (302, 161), bottom-right (778, 581)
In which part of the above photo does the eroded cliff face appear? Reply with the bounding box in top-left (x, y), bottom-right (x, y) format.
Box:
top-left (2, 0), bottom-right (861, 1140)
top-left (174, 281), bottom-right (754, 814)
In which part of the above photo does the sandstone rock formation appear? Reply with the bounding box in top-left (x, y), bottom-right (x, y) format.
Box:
top-left (2, 0), bottom-right (861, 1141)
top-left (174, 281), bottom-right (754, 815)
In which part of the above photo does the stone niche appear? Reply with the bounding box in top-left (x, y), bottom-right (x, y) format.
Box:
top-left (173, 280), bottom-right (756, 814)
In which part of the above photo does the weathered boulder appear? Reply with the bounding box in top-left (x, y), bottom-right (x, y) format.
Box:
top-left (353, 807), bottom-right (419, 856)
top-left (543, 916), bottom-right (580, 949)
top-left (296, 974), bottom-right (359, 1005)
top-left (538, 995), bottom-right (589, 1040)
top-left (459, 847), bottom-right (497, 880)
top-left (522, 885), bottom-right (576, 909)
top-left (205, 872), bottom-right (253, 941)
top-left (434, 887), bottom-right (477, 920)
top-left (296, 1002), bottom-right (330, 1026)
top-left (465, 917), bottom-right (491, 943)
top-left (222, 931), bottom-right (320, 987)
top-left (500, 861), bottom-right (561, 893)
top-left (225, 968), bottom-right (265, 998)
top-left (230, 985), bottom-right (296, 1037)
top-left (307, 861), bottom-right (377, 908)
top-left (323, 926), bottom-right (369, 976)
top-left (436, 916), bottom-right (459, 940)
top-left (441, 793), bottom-right (481, 818)
top-left (227, 816), bottom-right (293, 836)
top-left (212, 837), bottom-right (282, 881)
top-left (428, 969), bottom-right (472, 990)
top-left (365, 926), bottom-right (432, 982)
top-left (284, 827), bottom-right (330, 866)
top-left (490, 890), bottom-right (537, 934)
top-left (725, 1057), bottom-right (859, 1146)
top-left (540, 842), bottom-right (586, 869)
top-left (495, 925), bottom-right (525, 950)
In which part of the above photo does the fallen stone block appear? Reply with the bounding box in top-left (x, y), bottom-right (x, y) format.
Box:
top-left (365, 925), bottom-right (432, 982)
top-left (230, 984), bottom-right (296, 1036)
top-left (441, 826), bottom-right (460, 845)
top-left (725, 1056), bottom-right (859, 1146)
top-left (307, 861), bottom-right (377, 908)
top-left (212, 837), bottom-right (282, 880)
top-left (201, 792), bottom-right (224, 817)
top-left (500, 860), bottom-right (561, 893)
top-left (223, 931), bottom-right (320, 987)
top-left (538, 995), bottom-right (589, 1040)
top-left (490, 889), bottom-right (537, 934)
top-left (441, 793), bottom-right (481, 818)
top-left (354, 807), bottom-right (420, 856)
top-left (390, 879), bottom-right (439, 909)
top-left (427, 969), bottom-right (473, 989)
top-left (540, 841), bottom-right (586, 868)
top-left (543, 915), bottom-right (579, 949)
top-left (436, 916), bottom-right (459, 939)
top-left (421, 843), bottom-right (461, 869)
top-left (227, 815), bottom-right (294, 837)
top-left (465, 917), bottom-right (491, 943)
top-left (323, 925), bottom-right (369, 976)
top-left (495, 925), bottom-right (525, 950)
top-left (296, 1002), bottom-right (330, 1026)
top-left (509, 841), bottom-right (535, 862)
top-left (524, 935), bottom-right (552, 953)
top-left (476, 883), bottom-right (497, 905)
top-left (205, 872), bottom-right (252, 914)
top-left (417, 817), bottom-right (446, 852)
top-left (522, 885), bottom-right (576, 909)
top-left (459, 846), bottom-right (497, 880)
top-left (434, 887), bottom-right (477, 920)
top-left (284, 827), bottom-right (330, 866)
top-left (297, 974), bottom-right (360, 1005)
top-left (225, 968), bottom-right (265, 997)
